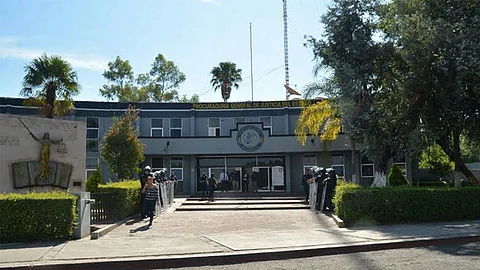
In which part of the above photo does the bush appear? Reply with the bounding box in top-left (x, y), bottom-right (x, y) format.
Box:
top-left (334, 186), bottom-right (480, 227)
top-left (388, 164), bottom-right (409, 186)
top-left (86, 168), bottom-right (103, 192)
top-left (96, 179), bottom-right (141, 220)
top-left (0, 192), bottom-right (77, 243)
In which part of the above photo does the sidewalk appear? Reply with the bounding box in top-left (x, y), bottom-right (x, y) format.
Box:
top-left (1, 209), bottom-right (479, 269)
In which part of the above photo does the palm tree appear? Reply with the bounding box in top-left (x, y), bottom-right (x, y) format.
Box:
top-left (20, 53), bottom-right (80, 118)
top-left (210, 62), bottom-right (242, 102)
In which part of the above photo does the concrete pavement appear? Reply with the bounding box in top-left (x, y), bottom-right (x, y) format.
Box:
top-left (1, 208), bottom-right (479, 269)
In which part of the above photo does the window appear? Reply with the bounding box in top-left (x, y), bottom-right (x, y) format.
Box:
top-left (303, 155), bottom-right (317, 173)
top-left (151, 158), bottom-right (164, 172)
top-left (361, 156), bottom-right (374, 179)
top-left (259, 116), bottom-right (272, 134)
top-left (86, 118), bottom-right (99, 152)
top-left (393, 153), bottom-right (407, 176)
top-left (170, 118), bottom-right (182, 137)
top-left (86, 118), bottom-right (99, 139)
top-left (86, 140), bottom-right (99, 152)
top-left (85, 157), bottom-right (99, 180)
top-left (151, 119), bottom-right (163, 137)
top-left (170, 157), bottom-right (183, 181)
top-left (331, 154), bottom-right (345, 178)
top-left (208, 118), bottom-right (221, 136)
top-left (233, 117), bottom-right (246, 128)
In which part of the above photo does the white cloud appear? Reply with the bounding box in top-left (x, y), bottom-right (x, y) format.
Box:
top-left (0, 38), bottom-right (107, 71)
top-left (200, 0), bottom-right (221, 4)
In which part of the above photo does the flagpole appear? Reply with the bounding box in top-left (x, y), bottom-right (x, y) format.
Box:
top-left (250, 22), bottom-right (254, 102)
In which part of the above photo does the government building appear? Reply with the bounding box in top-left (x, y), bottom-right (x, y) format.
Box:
top-left (0, 97), bottom-right (414, 195)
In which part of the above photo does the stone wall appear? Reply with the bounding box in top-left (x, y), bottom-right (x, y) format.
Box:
top-left (0, 114), bottom-right (86, 193)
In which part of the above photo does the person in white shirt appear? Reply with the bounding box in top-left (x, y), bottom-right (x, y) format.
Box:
top-left (220, 171), bottom-right (229, 192)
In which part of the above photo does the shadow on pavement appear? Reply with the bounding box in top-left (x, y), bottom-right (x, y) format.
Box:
top-left (0, 241), bottom-right (64, 250)
top-left (426, 242), bottom-right (480, 256)
top-left (129, 224), bottom-right (150, 234)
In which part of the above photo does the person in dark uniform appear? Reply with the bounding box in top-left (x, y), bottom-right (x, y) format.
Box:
top-left (242, 172), bottom-right (249, 193)
top-left (199, 172), bottom-right (208, 200)
top-left (208, 173), bottom-right (217, 202)
top-left (324, 168), bottom-right (338, 211)
top-left (311, 167), bottom-right (328, 211)
top-left (139, 166), bottom-right (152, 218)
top-left (153, 170), bottom-right (166, 209)
top-left (302, 168), bottom-right (313, 204)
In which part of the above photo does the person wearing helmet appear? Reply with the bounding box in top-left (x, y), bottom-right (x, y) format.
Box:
top-left (139, 165), bottom-right (152, 218)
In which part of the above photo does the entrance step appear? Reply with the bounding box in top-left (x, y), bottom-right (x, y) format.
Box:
top-left (177, 195), bottom-right (309, 212)
top-left (182, 199), bottom-right (306, 205)
top-left (176, 203), bottom-right (310, 211)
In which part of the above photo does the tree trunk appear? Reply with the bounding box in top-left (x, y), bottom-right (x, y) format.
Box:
top-left (436, 138), bottom-right (479, 186)
top-left (45, 83), bottom-right (56, 118)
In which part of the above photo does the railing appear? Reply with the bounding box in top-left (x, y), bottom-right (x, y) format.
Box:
top-left (90, 192), bottom-right (117, 224)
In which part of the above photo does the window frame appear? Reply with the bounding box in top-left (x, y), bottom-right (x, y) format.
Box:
top-left (303, 155), bottom-right (317, 173)
top-left (170, 118), bottom-right (182, 137)
top-left (86, 117), bottom-right (99, 140)
top-left (208, 117), bottom-right (221, 137)
top-left (170, 157), bottom-right (183, 181)
top-left (86, 139), bottom-right (99, 152)
top-left (151, 118), bottom-right (164, 137)
top-left (361, 156), bottom-right (375, 178)
top-left (331, 154), bottom-right (345, 178)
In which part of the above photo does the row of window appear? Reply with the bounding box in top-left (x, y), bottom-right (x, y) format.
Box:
top-left (302, 154), bottom-right (407, 180)
top-left (86, 157), bottom-right (184, 181)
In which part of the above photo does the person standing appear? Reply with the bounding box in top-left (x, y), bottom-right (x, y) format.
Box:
top-left (142, 176), bottom-right (159, 227)
top-left (220, 170), bottom-right (229, 192)
top-left (302, 168), bottom-right (313, 204)
top-left (199, 172), bottom-right (208, 200)
top-left (208, 173), bottom-right (217, 202)
top-left (242, 172), bottom-right (249, 193)
top-left (232, 171), bottom-right (240, 191)
top-left (139, 166), bottom-right (152, 218)
top-left (170, 172), bottom-right (178, 193)
top-left (251, 171), bottom-right (258, 192)
top-left (324, 168), bottom-right (338, 211)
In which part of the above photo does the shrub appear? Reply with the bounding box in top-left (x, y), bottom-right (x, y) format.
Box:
top-left (0, 192), bottom-right (77, 243)
top-left (334, 186), bottom-right (480, 227)
top-left (388, 164), bottom-right (409, 186)
top-left (86, 168), bottom-right (103, 192)
top-left (96, 179), bottom-right (141, 220)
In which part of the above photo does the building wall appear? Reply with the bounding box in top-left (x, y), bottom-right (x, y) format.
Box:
top-left (0, 114), bottom-right (86, 193)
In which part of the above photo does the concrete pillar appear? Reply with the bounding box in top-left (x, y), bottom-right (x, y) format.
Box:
top-left (71, 191), bottom-right (92, 239)
top-left (285, 154), bottom-right (291, 193)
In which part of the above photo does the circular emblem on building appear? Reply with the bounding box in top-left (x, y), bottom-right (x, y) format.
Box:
top-left (237, 125), bottom-right (264, 152)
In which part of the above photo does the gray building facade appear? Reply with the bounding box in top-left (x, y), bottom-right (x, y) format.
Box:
top-left (0, 98), bottom-right (413, 194)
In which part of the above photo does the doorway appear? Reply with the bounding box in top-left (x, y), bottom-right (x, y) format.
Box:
top-left (253, 166), bottom-right (270, 191)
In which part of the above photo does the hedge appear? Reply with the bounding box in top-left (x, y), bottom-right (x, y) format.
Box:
top-left (334, 186), bottom-right (480, 227)
top-left (96, 179), bottom-right (141, 220)
top-left (0, 192), bottom-right (77, 243)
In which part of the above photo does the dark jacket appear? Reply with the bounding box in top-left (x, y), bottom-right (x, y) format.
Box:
top-left (302, 173), bottom-right (312, 187)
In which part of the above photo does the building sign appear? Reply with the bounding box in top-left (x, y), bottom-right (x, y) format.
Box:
top-left (193, 100), bottom-right (316, 110)
top-left (236, 125), bottom-right (264, 152)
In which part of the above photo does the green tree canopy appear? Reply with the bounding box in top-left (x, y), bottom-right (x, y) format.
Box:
top-left (99, 54), bottom-right (195, 103)
top-left (210, 62), bottom-right (242, 102)
top-left (20, 53), bottom-right (80, 118)
top-left (101, 105), bottom-right (145, 179)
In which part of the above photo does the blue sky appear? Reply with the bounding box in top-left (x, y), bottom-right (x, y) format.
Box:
top-left (0, 0), bottom-right (330, 102)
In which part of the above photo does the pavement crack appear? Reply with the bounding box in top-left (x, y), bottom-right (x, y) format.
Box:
top-left (38, 242), bottom-right (67, 261)
top-left (200, 235), bottom-right (233, 252)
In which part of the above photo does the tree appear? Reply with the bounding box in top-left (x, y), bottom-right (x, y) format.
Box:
top-left (100, 55), bottom-right (193, 103)
top-left (380, 0), bottom-right (480, 185)
top-left (86, 168), bottom-right (103, 192)
top-left (146, 53), bottom-right (186, 102)
top-left (99, 56), bottom-right (145, 102)
top-left (419, 143), bottom-right (455, 177)
top-left (20, 53), bottom-right (80, 118)
top-left (210, 62), bottom-right (242, 102)
top-left (101, 105), bottom-right (145, 179)
top-left (388, 164), bottom-right (409, 186)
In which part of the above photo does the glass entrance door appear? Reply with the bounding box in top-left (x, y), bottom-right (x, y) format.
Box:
top-left (253, 167), bottom-right (270, 191)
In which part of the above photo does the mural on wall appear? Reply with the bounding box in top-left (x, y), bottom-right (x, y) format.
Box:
top-left (10, 118), bottom-right (72, 189)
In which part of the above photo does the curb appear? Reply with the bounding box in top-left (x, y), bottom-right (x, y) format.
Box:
top-left (90, 215), bottom-right (136, 240)
top-left (2, 235), bottom-right (479, 270)
top-left (332, 214), bottom-right (345, 228)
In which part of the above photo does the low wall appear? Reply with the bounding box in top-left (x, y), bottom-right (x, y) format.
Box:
top-left (0, 114), bottom-right (86, 193)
